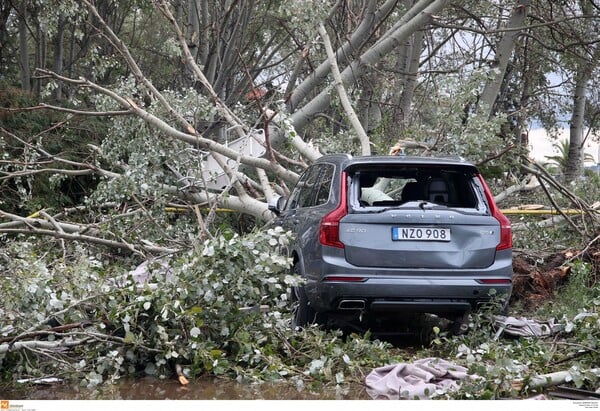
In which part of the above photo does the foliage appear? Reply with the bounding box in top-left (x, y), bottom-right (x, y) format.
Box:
top-left (2, 0), bottom-right (600, 400)
top-left (1, 208), bottom-right (600, 398)
top-left (401, 69), bottom-right (509, 164)
top-left (544, 140), bottom-right (596, 174)
top-left (424, 287), bottom-right (600, 399)
top-left (0, 227), bottom-right (406, 389)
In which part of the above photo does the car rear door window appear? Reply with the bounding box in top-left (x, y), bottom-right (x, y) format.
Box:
top-left (287, 164), bottom-right (334, 210)
top-left (313, 164), bottom-right (334, 206)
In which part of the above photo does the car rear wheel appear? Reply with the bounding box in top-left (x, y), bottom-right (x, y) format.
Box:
top-left (291, 285), bottom-right (316, 328)
top-left (290, 264), bottom-right (324, 328)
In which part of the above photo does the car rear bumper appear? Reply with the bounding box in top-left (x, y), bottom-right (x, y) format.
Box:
top-left (313, 278), bottom-right (512, 314)
top-left (305, 249), bottom-right (513, 314)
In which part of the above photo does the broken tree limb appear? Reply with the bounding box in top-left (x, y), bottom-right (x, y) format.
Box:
top-left (537, 174), bottom-right (581, 233)
top-left (513, 368), bottom-right (600, 392)
top-left (0, 207), bottom-right (179, 254)
top-left (0, 337), bottom-right (90, 354)
top-left (0, 330), bottom-right (162, 354)
top-left (511, 158), bottom-right (600, 233)
top-left (494, 175), bottom-right (540, 205)
top-left (521, 158), bottom-right (593, 213)
top-left (318, 23), bottom-right (371, 156)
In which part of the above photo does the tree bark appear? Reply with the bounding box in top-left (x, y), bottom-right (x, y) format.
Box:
top-left (34, 20), bottom-right (47, 96)
top-left (318, 23), bottom-right (370, 156)
top-left (287, 0), bottom-right (396, 112)
top-left (564, 63), bottom-right (593, 182)
top-left (18, 1), bottom-right (31, 92)
top-left (478, 0), bottom-right (529, 119)
top-left (52, 13), bottom-right (66, 101)
top-left (290, 0), bottom-right (450, 132)
top-left (396, 27), bottom-right (425, 131)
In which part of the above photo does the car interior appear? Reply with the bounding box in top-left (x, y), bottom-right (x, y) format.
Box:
top-left (355, 168), bottom-right (477, 208)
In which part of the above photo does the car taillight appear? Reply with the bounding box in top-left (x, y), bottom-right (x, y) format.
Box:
top-left (476, 279), bottom-right (512, 284)
top-left (319, 172), bottom-right (348, 248)
top-left (477, 174), bottom-right (512, 251)
top-left (323, 276), bottom-right (367, 282)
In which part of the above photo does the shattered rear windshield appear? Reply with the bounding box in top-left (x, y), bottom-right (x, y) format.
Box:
top-left (351, 166), bottom-right (478, 208)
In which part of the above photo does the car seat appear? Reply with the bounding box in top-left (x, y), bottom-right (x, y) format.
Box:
top-left (427, 178), bottom-right (449, 203)
top-left (401, 181), bottom-right (422, 202)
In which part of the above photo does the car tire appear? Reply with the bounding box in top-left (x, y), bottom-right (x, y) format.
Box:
top-left (450, 312), bottom-right (470, 335)
top-left (291, 285), bottom-right (316, 328)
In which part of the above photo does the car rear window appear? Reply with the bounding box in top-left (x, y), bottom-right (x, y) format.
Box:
top-left (351, 166), bottom-right (478, 208)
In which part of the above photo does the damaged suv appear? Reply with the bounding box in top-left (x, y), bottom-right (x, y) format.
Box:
top-left (269, 154), bottom-right (513, 333)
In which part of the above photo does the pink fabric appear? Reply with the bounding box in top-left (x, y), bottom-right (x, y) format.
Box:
top-left (365, 357), bottom-right (469, 399)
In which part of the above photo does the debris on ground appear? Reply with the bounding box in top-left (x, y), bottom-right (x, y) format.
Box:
top-left (493, 315), bottom-right (561, 340)
top-left (365, 357), bottom-right (472, 400)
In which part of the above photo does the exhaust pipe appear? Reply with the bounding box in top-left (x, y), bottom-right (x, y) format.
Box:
top-left (338, 299), bottom-right (366, 310)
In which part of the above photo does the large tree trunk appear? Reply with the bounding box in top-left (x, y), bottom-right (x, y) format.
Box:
top-left (395, 27), bottom-right (425, 132)
top-left (287, 0), bottom-right (396, 112)
top-left (478, 0), bottom-right (529, 119)
top-left (564, 66), bottom-right (590, 182)
top-left (291, 0), bottom-right (450, 132)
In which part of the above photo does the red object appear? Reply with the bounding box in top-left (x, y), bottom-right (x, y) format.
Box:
top-left (478, 174), bottom-right (513, 251)
top-left (319, 172), bottom-right (348, 248)
top-left (245, 88), bottom-right (267, 101)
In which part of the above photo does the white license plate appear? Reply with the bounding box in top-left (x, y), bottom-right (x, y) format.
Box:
top-left (392, 227), bottom-right (451, 241)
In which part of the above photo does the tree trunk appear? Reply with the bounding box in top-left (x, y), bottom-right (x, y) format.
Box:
top-left (564, 66), bottom-right (590, 182)
top-left (287, 0), bottom-right (395, 112)
top-left (52, 13), bottom-right (66, 101)
top-left (178, 0), bottom-right (201, 88)
top-left (0, 3), bottom-right (11, 66)
top-left (291, 0), bottom-right (450, 132)
top-left (319, 23), bottom-right (370, 156)
top-left (396, 27), bottom-right (425, 131)
top-left (478, 0), bottom-right (529, 119)
top-left (18, 1), bottom-right (31, 92)
top-left (34, 19), bottom-right (47, 97)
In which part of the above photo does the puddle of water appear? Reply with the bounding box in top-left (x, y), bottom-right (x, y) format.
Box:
top-left (4, 377), bottom-right (372, 400)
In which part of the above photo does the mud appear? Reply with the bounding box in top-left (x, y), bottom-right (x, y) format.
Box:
top-left (4, 377), bottom-right (371, 400)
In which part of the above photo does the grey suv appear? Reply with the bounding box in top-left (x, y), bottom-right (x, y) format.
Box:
top-left (268, 154), bottom-right (513, 333)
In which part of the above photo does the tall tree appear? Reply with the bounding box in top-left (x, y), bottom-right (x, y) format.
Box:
top-left (528, 0), bottom-right (600, 180)
top-left (478, 0), bottom-right (530, 119)
top-left (18, 1), bottom-right (31, 92)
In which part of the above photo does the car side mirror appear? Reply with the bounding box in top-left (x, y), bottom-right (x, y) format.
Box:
top-left (268, 196), bottom-right (287, 215)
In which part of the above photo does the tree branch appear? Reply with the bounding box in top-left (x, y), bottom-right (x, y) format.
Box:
top-left (318, 23), bottom-right (371, 156)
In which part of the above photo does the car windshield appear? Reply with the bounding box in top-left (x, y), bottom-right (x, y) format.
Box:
top-left (352, 166), bottom-right (478, 209)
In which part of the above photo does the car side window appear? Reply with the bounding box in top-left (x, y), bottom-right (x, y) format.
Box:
top-left (286, 164), bottom-right (333, 210)
top-left (287, 166), bottom-right (318, 210)
top-left (313, 164), bottom-right (334, 206)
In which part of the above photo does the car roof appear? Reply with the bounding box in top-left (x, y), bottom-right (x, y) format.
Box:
top-left (315, 154), bottom-right (477, 170)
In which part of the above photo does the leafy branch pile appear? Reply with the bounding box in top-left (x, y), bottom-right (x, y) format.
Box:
top-left (0, 226), bottom-right (402, 390)
top-left (2, 218), bottom-right (599, 399)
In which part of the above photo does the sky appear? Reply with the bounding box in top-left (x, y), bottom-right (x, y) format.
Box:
top-left (528, 127), bottom-right (600, 165)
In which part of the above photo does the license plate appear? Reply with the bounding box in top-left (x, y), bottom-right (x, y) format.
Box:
top-left (392, 227), bottom-right (451, 241)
